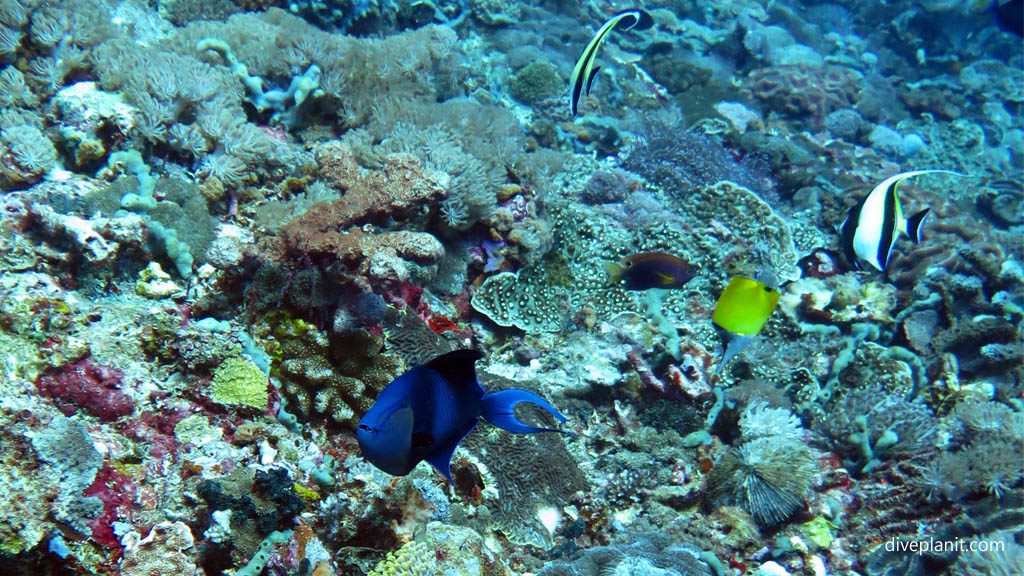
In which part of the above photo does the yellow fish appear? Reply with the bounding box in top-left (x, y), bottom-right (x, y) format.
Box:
top-left (713, 277), bottom-right (780, 336)
top-left (712, 277), bottom-right (780, 372)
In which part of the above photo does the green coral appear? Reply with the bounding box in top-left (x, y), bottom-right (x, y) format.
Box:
top-left (210, 357), bottom-right (269, 410)
top-left (368, 524), bottom-right (503, 576)
top-left (508, 62), bottom-right (563, 105)
top-left (368, 541), bottom-right (432, 576)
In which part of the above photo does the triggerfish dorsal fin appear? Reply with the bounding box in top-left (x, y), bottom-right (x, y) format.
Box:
top-left (425, 349), bottom-right (485, 393)
top-left (905, 208), bottom-right (930, 244)
top-left (481, 389), bottom-right (576, 437)
top-left (712, 277), bottom-right (780, 336)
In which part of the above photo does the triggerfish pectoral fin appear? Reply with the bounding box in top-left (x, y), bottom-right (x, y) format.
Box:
top-left (481, 389), bottom-right (576, 437)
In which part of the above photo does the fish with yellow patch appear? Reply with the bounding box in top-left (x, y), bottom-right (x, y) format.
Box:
top-left (604, 252), bottom-right (697, 290)
top-left (712, 276), bottom-right (781, 372)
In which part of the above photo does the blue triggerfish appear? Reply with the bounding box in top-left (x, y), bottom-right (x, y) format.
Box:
top-left (603, 252), bottom-right (697, 290)
top-left (712, 276), bottom-right (781, 372)
top-left (357, 350), bottom-right (574, 483)
top-left (839, 170), bottom-right (959, 272)
top-left (569, 8), bottom-right (654, 116)
top-left (974, 0), bottom-right (1023, 36)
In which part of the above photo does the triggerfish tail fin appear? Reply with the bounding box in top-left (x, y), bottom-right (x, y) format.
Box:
top-left (905, 208), bottom-right (930, 244)
top-left (482, 389), bottom-right (576, 437)
top-left (603, 261), bottom-right (624, 284)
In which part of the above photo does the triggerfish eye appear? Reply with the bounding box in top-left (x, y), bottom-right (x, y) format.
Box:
top-left (712, 277), bottom-right (780, 336)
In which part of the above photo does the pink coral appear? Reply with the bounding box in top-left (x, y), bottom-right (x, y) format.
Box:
top-left (36, 360), bottom-right (135, 422)
top-left (84, 463), bottom-right (137, 548)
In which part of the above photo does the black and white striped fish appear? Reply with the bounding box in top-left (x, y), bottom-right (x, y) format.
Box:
top-left (839, 169), bottom-right (958, 271)
top-left (569, 8), bottom-right (654, 117)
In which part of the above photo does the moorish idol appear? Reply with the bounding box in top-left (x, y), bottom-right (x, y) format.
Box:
top-left (569, 8), bottom-right (654, 117)
top-left (839, 170), bottom-right (960, 272)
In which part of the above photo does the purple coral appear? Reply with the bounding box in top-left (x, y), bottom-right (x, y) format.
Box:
top-left (36, 360), bottom-right (135, 422)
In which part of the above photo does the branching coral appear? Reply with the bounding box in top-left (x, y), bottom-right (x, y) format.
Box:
top-left (276, 326), bottom-right (401, 429)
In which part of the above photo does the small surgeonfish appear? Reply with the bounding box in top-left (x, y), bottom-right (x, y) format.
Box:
top-left (712, 276), bottom-right (781, 372)
top-left (839, 170), bottom-right (959, 272)
top-left (603, 252), bottom-right (697, 290)
top-left (357, 350), bottom-right (574, 483)
top-left (569, 8), bottom-right (654, 116)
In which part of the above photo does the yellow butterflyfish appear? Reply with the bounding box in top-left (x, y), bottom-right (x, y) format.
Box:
top-left (712, 277), bottom-right (780, 336)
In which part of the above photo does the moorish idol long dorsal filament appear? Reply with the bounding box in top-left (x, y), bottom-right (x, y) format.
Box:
top-left (569, 8), bottom-right (654, 117)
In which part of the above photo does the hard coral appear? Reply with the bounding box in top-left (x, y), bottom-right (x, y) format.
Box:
top-left (279, 143), bottom-right (447, 279)
top-left (36, 359), bottom-right (135, 422)
top-left (744, 65), bottom-right (861, 128)
top-left (277, 326), bottom-right (400, 428)
top-left (210, 357), bottom-right (270, 411)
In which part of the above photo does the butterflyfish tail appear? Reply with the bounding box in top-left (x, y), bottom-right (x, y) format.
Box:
top-left (481, 389), bottom-right (575, 437)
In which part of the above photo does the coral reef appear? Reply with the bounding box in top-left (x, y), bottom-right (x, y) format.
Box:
top-left (0, 0), bottom-right (1021, 574)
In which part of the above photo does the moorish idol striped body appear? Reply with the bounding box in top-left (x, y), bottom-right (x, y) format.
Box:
top-left (839, 170), bottom-right (958, 272)
top-left (356, 349), bottom-right (574, 483)
top-left (569, 8), bottom-right (654, 117)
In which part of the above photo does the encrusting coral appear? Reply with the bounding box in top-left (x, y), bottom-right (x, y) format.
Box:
top-left (277, 143), bottom-right (448, 283)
